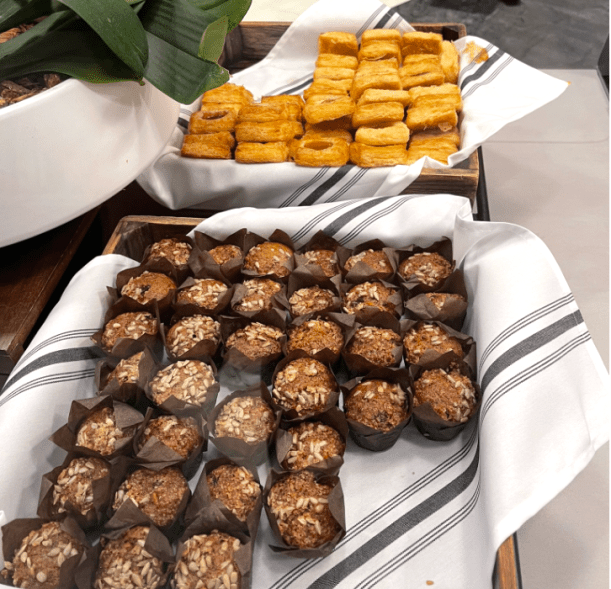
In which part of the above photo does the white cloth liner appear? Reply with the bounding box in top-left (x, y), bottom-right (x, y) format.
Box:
top-left (137, 0), bottom-right (568, 211)
top-left (0, 194), bottom-right (608, 588)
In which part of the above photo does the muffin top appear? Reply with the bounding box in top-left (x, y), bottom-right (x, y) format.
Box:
top-left (243, 241), bottom-right (293, 277)
top-left (398, 252), bottom-right (452, 285)
top-left (120, 271), bottom-right (177, 304)
top-left (344, 379), bottom-right (408, 431)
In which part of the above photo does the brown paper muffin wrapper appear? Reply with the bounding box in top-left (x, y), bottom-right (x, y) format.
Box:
top-left (240, 229), bottom-right (296, 283)
top-left (175, 506), bottom-right (254, 589)
top-left (37, 453), bottom-right (114, 530)
top-left (409, 358), bottom-right (481, 442)
top-left (95, 346), bottom-right (157, 409)
top-left (132, 408), bottom-right (207, 480)
top-left (91, 295), bottom-right (163, 359)
top-left (0, 516), bottom-right (89, 588)
top-left (283, 312), bottom-right (354, 366)
top-left (270, 350), bottom-right (341, 423)
top-left (49, 396), bottom-right (144, 460)
top-left (341, 315), bottom-right (403, 375)
top-left (275, 406), bottom-right (348, 476)
top-left (172, 275), bottom-right (234, 317)
top-left (293, 231), bottom-right (350, 281)
top-left (190, 228), bottom-right (247, 282)
top-left (145, 356), bottom-right (220, 419)
top-left (340, 278), bottom-right (404, 323)
top-left (263, 470), bottom-right (346, 558)
top-left (341, 367), bottom-right (413, 452)
top-left (208, 383), bottom-right (282, 467)
top-left (404, 270), bottom-right (469, 330)
top-left (75, 524), bottom-right (174, 589)
top-left (139, 234), bottom-right (195, 285)
top-left (286, 272), bottom-right (343, 318)
top-left (161, 309), bottom-right (223, 363)
top-left (184, 457), bottom-right (263, 539)
top-left (400, 319), bottom-right (476, 372)
top-left (337, 238), bottom-right (398, 284)
top-left (229, 279), bottom-right (290, 320)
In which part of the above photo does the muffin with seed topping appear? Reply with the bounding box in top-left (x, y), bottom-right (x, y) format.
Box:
top-left (144, 237), bottom-right (192, 268)
top-left (174, 278), bottom-right (230, 312)
top-left (286, 318), bottom-right (344, 361)
top-left (213, 395), bottom-right (276, 445)
top-left (206, 463), bottom-right (262, 522)
top-left (99, 311), bottom-right (158, 354)
top-left (344, 248), bottom-right (393, 277)
top-left (225, 322), bottom-right (284, 362)
top-left (208, 243), bottom-right (243, 265)
top-left (344, 325), bottom-right (402, 370)
top-left (232, 278), bottom-right (284, 314)
top-left (280, 421), bottom-right (346, 472)
top-left (243, 241), bottom-right (293, 278)
top-left (120, 271), bottom-right (177, 305)
top-left (75, 406), bottom-right (138, 456)
top-left (105, 351), bottom-right (144, 386)
top-left (398, 251), bottom-right (453, 286)
top-left (300, 249), bottom-right (339, 278)
top-left (403, 322), bottom-right (464, 365)
top-left (288, 285), bottom-right (337, 318)
top-left (165, 314), bottom-right (221, 359)
top-left (343, 281), bottom-right (401, 318)
top-left (137, 414), bottom-right (203, 460)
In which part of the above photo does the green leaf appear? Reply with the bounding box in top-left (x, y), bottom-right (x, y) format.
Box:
top-left (198, 15), bottom-right (227, 61)
top-left (143, 31), bottom-right (229, 103)
top-left (0, 0), bottom-right (53, 31)
top-left (186, 0), bottom-right (251, 32)
top-left (56, 0), bottom-right (148, 77)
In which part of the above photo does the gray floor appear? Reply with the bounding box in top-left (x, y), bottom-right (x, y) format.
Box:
top-left (394, 0), bottom-right (609, 69)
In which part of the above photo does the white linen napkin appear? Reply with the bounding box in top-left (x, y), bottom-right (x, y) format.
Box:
top-left (136, 0), bottom-right (568, 211)
top-left (0, 194), bottom-right (607, 588)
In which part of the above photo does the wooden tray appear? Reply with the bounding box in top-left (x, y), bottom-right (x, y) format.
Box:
top-left (104, 214), bottom-right (521, 589)
top-left (218, 21), bottom-right (479, 202)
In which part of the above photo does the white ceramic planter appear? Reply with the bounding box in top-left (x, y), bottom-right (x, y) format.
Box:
top-left (0, 78), bottom-right (180, 248)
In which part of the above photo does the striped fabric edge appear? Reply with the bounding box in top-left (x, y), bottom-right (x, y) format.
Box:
top-left (280, 168), bottom-right (329, 207)
top-left (460, 46), bottom-right (514, 100)
top-left (268, 425), bottom-right (479, 589)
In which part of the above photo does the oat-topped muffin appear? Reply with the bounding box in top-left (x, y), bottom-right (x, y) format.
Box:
top-left (225, 322), bottom-right (284, 360)
top-left (214, 396), bottom-right (276, 444)
top-left (113, 467), bottom-right (188, 527)
top-left (120, 271), bottom-right (177, 304)
top-left (343, 281), bottom-right (399, 316)
top-left (52, 457), bottom-right (110, 516)
top-left (4, 521), bottom-right (84, 589)
top-left (174, 531), bottom-right (242, 589)
top-left (208, 244), bottom-right (243, 265)
top-left (413, 367), bottom-right (476, 423)
top-left (137, 415), bottom-right (202, 459)
top-left (95, 526), bottom-right (165, 589)
top-left (165, 315), bottom-right (221, 357)
top-left (287, 318), bottom-right (344, 357)
top-left (207, 464), bottom-right (262, 521)
top-left (149, 360), bottom-right (217, 408)
top-left (398, 252), bottom-right (453, 285)
top-left (76, 406), bottom-right (136, 456)
top-left (243, 241), bottom-right (293, 277)
top-left (424, 292), bottom-right (466, 309)
top-left (289, 286), bottom-right (335, 317)
top-left (267, 471), bottom-right (340, 549)
top-left (346, 326), bottom-right (402, 367)
top-left (101, 311), bottom-right (157, 351)
top-left (175, 278), bottom-right (228, 310)
top-left (403, 323), bottom-right (463, 364)
top-left (282, 421), bottom-right (345, 471)
top-left (272, 358), bottom-right (338, 417)
top-left (144, 238), bottom-right (192, 267)
top-left (106, 351), bottom-right (144, 386)
top-left (345, 249), bottom-right (392, 275)
top-left (233, 278), bottom-right (283, 313)
top-left (302, 249), bottom-right (339, 277)
top-left (344, 379), bottom-right (408, 431)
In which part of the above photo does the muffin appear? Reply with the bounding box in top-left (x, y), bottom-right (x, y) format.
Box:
top-left (112, 467), bottom-right (188, 527)
top-left (232, 278), bottom-right (283, 313)
top-left (175, 278), bottom-right (229, 310)
top-left (272, 357), bottom-right (338, 417)
top-left (225, 322), bottom-right (284, 361)
top-left (344, 249), bottom-right (392, 275)
top-left (343, 281), bottom-right (400, 316)
top-left (100, 311), bottom-right (158, 352)
top-left (424, 292), bottom-right (466, 309)
top-left (165, 315), bottom-right (221, 357)
top-left (214, 395), bottom-right (276, 444)
top-left (51, 457), bottom-right (110, 517)
top-left (95, 526), bottom-right (166, 589)
top-left (149, 360), bottom-right (217, 409)
top-left (207, 464), bottom-right (262, 521)
top-left (243, 241), bottom-right (293, 278)
top-left (76, 406), bottom-right (136, 456)
top-left (137, 415), bottom-right (203, 460)
top-left (106, 351), bottom-right (144, 386)
top-left (413, 367), bottom-right (477, 423)
top-left (144, 238), bottom-right (192, 267)
top-left (120, 271), bottom-right (177, 304)
top-left (281, 421), bottom-right (345, 471)
top-left (267, 471), bottom-right (341, 549)
top-left (4, 521), bottom-right (84, 589)
top-left (403, 322), bottom-right (464, 364)
top-left (286, 318), bottom-right (344, 357)
top-left (344, 379), bottom-right (408, 431)
top-left (173, 531), bottom-right (242, 589)
top-left (398, 252), bottom-right (453, 285)
top-left (289, 286), bottom-right (336, 317)
top-left (346, 326), bottom-right (402, 368)
top-left (301, 249), bottom-right (339, 277)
